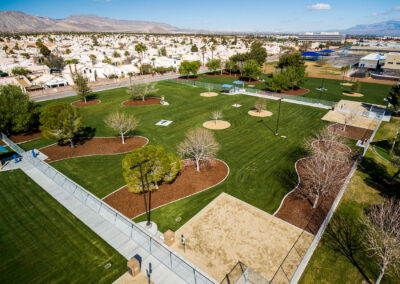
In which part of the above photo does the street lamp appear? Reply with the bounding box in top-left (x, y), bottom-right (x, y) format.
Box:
top-left (130, 159), bottom-right (151, 227)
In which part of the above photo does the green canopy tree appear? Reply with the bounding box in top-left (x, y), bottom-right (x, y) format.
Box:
top-left (178, 60), bottom-right (201, 78)
top-left (267, 72), bottom-right (290, 92)
top-left (0, 85), bottom-right (37, 135)
top-left (284, 65), bottom-right (307, 90)
top-left (39, 45), bottom-right (51, 57)
top-left (387, 85), bottom-right (400, 113)
top-left (277, 52), bottom-right (305, 69)
top-left (122, 145), bottom-right (182, 193)
top-left (45, 54), bottom-right (65, 70)
top-left (73, 73), bottom-right (92, 103)
top-left (39, 102), bottom-right (82, 147)
top-left (206, 59), bottom-right (221, 74)
top-left (249, 41), bottom-right (268, 66)
top-left (243, 60), bottom-right (262, 81)
top-left (127, 82), bottom-right (158, 101)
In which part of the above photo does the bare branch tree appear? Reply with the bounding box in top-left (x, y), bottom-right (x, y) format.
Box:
top-left (211, 111), bottom-right (222, 125)
top-left (104, 112), bottom-right (139, 144)
top-left (255, 98), bottom-right (266, 113)
top-left (177, 128), bottom-right (219, 172)
top-left (343, 112), bottom-right (356, 132)
top-left (361, 198), bottom-right (400, 284)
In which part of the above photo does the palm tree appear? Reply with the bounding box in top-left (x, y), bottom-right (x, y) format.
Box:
top-left (135, 43), bottom-right (147, 74)
top-left (211, 45), bottom-right (216, 60)
top-left (200, 46), bottom-right (206, 66)
top-left (340, 65), bottom-right (350, 83)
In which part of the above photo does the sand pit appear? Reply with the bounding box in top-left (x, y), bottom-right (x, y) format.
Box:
top-left (40, 136), bottom-right (148, 162)
top-left (322, 110), bottom-right (378, 130)
top-left (114, 272), bottom-right (153, 284)
top-left (71, 99), bottom-right (101, 107)
top-left (171, 193), bottom-right (313, 282)
top-left (200, 92), bottom-right (219, 97)
top-left (340, 83), bottom-right (353, 87)
top-left (342, 92), bottom-right (363, 97)
top-left (203, 120), bottom-right (231, 130)
top-left (248, 110), bottom-right (273, 117)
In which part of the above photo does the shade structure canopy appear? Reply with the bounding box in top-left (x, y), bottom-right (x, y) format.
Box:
top-left (319, 49), bottom-right (334, 54)
top-left (221, 84), bottom-right (234, 88)
top-left (232, 80), bottom-right (244, 85)
top-left (301, 51), bottom-right (321, 57)
top-left (0, 145), bottom-right (8, 152)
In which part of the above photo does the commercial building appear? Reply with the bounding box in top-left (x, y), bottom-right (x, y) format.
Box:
top-left (358, 53), bottom-right (386, 69)
top-left (383, 53), bottom-right (400, 71)
top-left (297, 32), bottom-right (346, 43)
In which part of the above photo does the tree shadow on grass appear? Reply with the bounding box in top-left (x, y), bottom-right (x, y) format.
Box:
top-left (358, 156), bottom-right (400, 199)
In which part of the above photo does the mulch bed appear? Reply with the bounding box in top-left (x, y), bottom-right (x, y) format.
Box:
top-left (280, 88), bottom-right (309, 96)
top-left (275, 141), bottom-right (352, 234)
top-left (0, 132), bottom-right (42, 145)
top-left (312, 140), bottom-right (351, 154)
top-left (122, 98), bottom-right (161, 106)
top-left (328, 123), bottom-right (373, 141)
top-left (40, 136), bottom-right (147, 162)
top-left (71, 99), bottom-right (101, 107)
top-left (104, 159), bottom-right (229, 219)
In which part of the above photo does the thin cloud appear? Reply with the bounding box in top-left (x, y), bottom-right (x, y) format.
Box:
top-left (373, 6), bottom-right (400, 16)
top-left (307, 3), bottom-right (331, 10)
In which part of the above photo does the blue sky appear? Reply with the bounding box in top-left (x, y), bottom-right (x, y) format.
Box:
top-left (1, 0), bottom-right (400, 32)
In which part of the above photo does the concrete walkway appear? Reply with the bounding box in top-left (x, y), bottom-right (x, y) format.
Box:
top-left (19, 162), bottom-right (186, 284)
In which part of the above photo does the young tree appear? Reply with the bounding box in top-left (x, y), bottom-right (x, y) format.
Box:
top-left (361, 198), bottom-right (400, 284)
top-left (0, 85), bottom-right (37, 135)
top-left (341, 65), bottom-right (350, 82)
top-left (386, 85), bottom-right (400, 113)
top-left (39, 102), bottom-right (82, 147)
top-left (104, 112), bottom-right (139, 144)
top-left (178, 128), bottom-right (219, 172)
top-left (206, 59), bottom-right (221, 74)
top-left (127, 82), bottom-right (158, 101)
top-left (343, 113), bottom-right (356, 132)
top-left (225, 60), bottom-right (236, 75)
top-left (212, 111), bottom-right (222, 125)
top-left (351, 81), bottom-right (360, 94)
top-left (73, 73), bottom-right (92, 103)
top-left (243, 60), bottom-right (262, 81)
top-left (255, 98), bottom-right (266, 113)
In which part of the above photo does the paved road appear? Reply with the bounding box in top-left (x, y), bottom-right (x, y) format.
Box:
top-left (31, 69), bottom-right (211, 102)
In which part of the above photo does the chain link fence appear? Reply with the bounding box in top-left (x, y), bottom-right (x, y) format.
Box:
top-left (1, 133), bottom-right (217, 284)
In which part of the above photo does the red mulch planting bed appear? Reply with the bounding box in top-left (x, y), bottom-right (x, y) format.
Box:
top-left (122, 98), bottom-right (161, 106)
top-left (328, 123), bottom-right (373, 141)
top-left (275, 141), bottom-right (352, 234)
top-left (280, 88), bottom-right (309, 96)
top-left (0, 132), bottom-right (42, 145)
top-left (71, 99), bottom-right (101, 107)
top-left (41, 136), bottom-right (147, 162)
top-left (104, 159), bottom-right (228, 219)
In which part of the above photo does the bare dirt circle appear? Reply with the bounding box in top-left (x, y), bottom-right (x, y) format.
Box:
top-left (203, 120), bottom-right (231, 130)
top-left (200, 92), bottom-right (219, 97)
top-left (122, 98), bottom-right (161, 106)
top-left (342, 92), bottom-right (363, 97)
top-left (340, 83), bottom-right (353, 87)
top-left (71, 99), bottom-right (101, 107)
top-left (248, 110), bottom-right (273, 117)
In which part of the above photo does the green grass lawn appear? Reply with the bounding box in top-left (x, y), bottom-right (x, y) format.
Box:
top-left (193, 75), bottom-right (392, 105)
top-left (300, 117), bottom-right (400, 284)
top-left (24, 81), bottom-right (327, 232)
top-left (0, 170), bottom-right (126, 283)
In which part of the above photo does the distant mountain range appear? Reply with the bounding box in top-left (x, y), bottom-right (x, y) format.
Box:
top-left (1, 11), bottom-right (400, 36)
top-left (341, 20), bottom-right (400, 36)
top-left (0, 11), bottom-right (180, 33)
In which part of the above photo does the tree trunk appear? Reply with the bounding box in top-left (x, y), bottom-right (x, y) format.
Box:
top-left (121, 133), bottom-right (125, 144)
top-left (84, 96), bottom-right (87, 103)
top-left (195, 159), bottom-right (200, 172)
top-left (375, 266), bottom-right (385, 284)
top-left (69, 138), bottom-right (74, 148)
top-left (313, 193), bottom-right (319, 208)
top-left (389, 169), bottom-right (400, 184)
top-left (74, 64), bottom-right (77, 75)
top-left (69, 65), bottom-right (72, 76)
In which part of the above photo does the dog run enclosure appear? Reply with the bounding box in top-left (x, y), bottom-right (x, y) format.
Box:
top-left (1, 133), bottom-right (217, 284)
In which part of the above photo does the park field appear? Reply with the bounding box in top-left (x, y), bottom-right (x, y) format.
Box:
top-left (0, 170), bottom-right (126, 283)
top-left (19, 81), bottom-right (328, 232)
top-left (191, 74), bottom-right (392, 106)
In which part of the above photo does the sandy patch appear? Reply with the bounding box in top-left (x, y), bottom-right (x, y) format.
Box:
top-left (340, 83), bottom-right (353, 87)
top-left (200, 92), bottom-right (219, 97)
top-left (322, 111), bottom-right (378, 130)
top-left (342, 92), bottom-right (363, 97)
top-left (203, 120), bottom-right (231, 130)
top-left (114, 272), bottom-right (153, 284)
top-left (248, 110), bottom-right (273, 117)
top-left (171, 193), bottom-right (313, 282)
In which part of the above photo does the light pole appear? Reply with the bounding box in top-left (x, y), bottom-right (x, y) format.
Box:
top-left (390, 129), bottom-right (400, 155)
top-left (275, 98), bottom-right (282, 136)
top-left (130, 159), bottom-right (151, 227)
